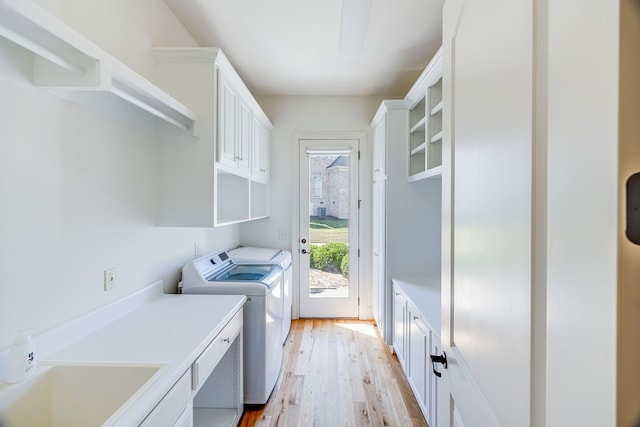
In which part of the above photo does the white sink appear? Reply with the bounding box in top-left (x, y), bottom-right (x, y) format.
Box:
top-left (0, 362), bottom-right (166, 426)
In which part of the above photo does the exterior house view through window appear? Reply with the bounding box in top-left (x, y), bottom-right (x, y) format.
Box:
top-left (307, 154), bottom-right (350, 297)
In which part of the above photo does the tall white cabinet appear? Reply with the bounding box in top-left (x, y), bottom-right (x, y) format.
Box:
top-left (371, 49), bottom-right (443, 346)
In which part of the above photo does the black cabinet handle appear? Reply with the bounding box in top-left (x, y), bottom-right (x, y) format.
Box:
top-left (430, 351), bottom-right (448, 378)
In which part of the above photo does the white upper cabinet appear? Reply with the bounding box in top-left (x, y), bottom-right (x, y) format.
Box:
top-left (406, 47), bottom-right (443, 181)
top-left (153, 48), bottom-right (272, 227)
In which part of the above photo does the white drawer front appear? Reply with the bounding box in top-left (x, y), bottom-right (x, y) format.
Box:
top-left (172, 405), bottom-right (193, 427)
top-left (141, 371), bottom-right (191, 426)
top-left (192, 309), bottom-right (242, 391)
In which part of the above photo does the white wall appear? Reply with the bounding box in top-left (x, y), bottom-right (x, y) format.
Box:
top-left (0, 0), bottom-right (240, 355)
top-left (545, 0), bottom-right (618, 424)
top-left (240, 96), bottom-right (382, 318)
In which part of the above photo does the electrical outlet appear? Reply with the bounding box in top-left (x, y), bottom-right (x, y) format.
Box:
top-left (104, 268), bottom-right (117, 291)
top-left (278, 230), bottom-right (288, 241)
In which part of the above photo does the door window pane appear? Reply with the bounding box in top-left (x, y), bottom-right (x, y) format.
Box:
top-left (307, 154), bottom-right (350, 298)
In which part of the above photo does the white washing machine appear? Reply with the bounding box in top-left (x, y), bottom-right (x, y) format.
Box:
top-left (229, 247), bottom-right (293, 343)
top-left (179, 250), bottom-right (283, 404)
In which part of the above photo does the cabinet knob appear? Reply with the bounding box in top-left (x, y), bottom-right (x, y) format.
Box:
top-left (223, 337), bottom-right (231, 343)
top-left (413, 316), bottom-right (419, 320)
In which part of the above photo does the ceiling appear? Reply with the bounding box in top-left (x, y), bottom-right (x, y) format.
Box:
top-left (164, 0), bottom-right (444, 97)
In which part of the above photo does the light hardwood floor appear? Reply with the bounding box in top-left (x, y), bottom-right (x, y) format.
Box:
top-left (238, 319), bottom-right (427, 427)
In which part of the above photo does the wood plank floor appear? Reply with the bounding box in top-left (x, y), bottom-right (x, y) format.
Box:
top-left (238, 319), bottom-right (427, 427)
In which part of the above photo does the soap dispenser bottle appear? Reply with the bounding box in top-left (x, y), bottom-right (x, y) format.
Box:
top-left (5, 330), bottom-right (36, 383)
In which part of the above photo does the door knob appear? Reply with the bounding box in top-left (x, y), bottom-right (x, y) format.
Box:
top-left (430, 352), bottom-right (448, 378)
top-left (301, 249), bottom-right (308, 254)
top-left (301, 238), bottom-right (307, 244)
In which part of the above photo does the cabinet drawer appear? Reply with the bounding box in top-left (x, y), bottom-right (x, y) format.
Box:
top-left (192, 309), bottom-right (242, 391)
top-left (141, 370), bottom-right (191, 426)
top-left (172, 405), bottom-right (193, 427)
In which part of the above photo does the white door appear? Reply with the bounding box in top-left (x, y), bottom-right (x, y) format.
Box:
top-left (298, 139), bottom-right (359, 318)
top-left (440, 0), bottom-right (533, 425)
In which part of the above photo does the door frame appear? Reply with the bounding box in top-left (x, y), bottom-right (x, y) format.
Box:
top-left (292, 132), bottom-right (369, 320)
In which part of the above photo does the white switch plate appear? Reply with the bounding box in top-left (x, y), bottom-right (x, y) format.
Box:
top-left (278, 230), bottom-right (288, 241)
top-left (104, 268), bottom-right (116, 291)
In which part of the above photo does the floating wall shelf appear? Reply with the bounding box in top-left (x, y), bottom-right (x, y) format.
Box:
top-left (0, 0), bottom-right (196, 135)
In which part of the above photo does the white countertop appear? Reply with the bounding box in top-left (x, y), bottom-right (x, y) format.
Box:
top-left (1, 282), bottom-right (245, 425)
top-left (393, 276), bottom-right (441, 337)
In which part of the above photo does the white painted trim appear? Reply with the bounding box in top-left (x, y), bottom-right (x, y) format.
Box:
top-left (405, 46), bottom-right (443, 109)
top-left (370, 99), bottom-right (406, 126)
top-left (153, 47), bottom-right (272, 128)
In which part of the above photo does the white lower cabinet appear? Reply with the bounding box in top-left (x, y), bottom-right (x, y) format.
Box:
top-left (191, 309), bottom-right (243, 426)
top-left (141, 308), bottom-right (243, 427)
top-left (393, 280), bottom-right (441, 427)
top-left (141, 371), bottom-right (193, 427)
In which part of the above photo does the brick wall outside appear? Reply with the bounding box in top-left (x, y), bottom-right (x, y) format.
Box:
top-left (308, 154), bottom-right (350, 220)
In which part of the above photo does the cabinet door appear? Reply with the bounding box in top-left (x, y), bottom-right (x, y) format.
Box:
top-left (217, 72), bottom-right (238, 169)
top-left (372, 120), bottom-right (387, 340)
top-left (251, 117), bottom-right (270, 183)
top-left (238, 100), bottom-right (252, 173)
top-left (373, 119), bottom-right (386, 178)
top-left (393, 288), bottom-right (407, 367)
top-left (258, 124), bottom-right (270, 179)
top-left (408, 307), bottom-right (429, 412)
top-left (429, 333), bottom-right (442, 427)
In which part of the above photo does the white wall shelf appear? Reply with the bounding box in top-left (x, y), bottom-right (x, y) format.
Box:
top-left (411, 143), bottom-right (427, 156)
top-left (410, 117), bottom-right (427, 134)
top-left (0, 0), bottom-right (196, 134)
top-left (430, 101), bottom-right (443, 116)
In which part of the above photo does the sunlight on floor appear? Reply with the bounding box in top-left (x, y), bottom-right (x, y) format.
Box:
top-left (335, 322), bottom-right (378, 337)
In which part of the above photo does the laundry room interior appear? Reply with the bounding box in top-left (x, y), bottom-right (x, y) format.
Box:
top-left (0, 0), bottom-right (638, 426)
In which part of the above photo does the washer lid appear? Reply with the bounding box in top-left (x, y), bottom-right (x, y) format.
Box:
top-left (229, 247), bottom-right (281, 263)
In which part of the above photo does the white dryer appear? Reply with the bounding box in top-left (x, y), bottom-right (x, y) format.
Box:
top-left (180, 250), bottom-right (283, 404)
top-left (229, 247), bottom-right (293, 343)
